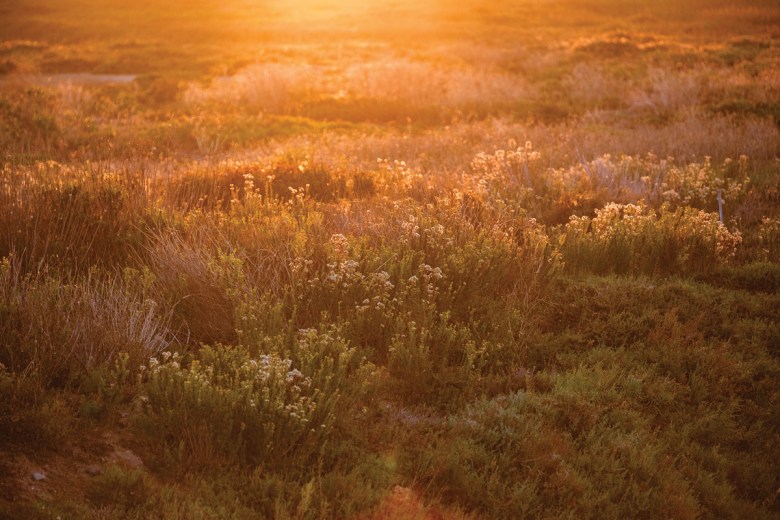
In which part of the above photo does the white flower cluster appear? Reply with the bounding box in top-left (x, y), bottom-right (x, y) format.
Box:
top-left (565, 201), bottom-right (743, 262)
top-left (471, 141), bottom-right (541, 185)
top-left (406, 263), bottom-right (445, 298)
top-left (143, 347), bottom-right (318, 427)
top-left (324, 259), bottom-right (361, 287)
top-left (661, 156), bottom-right (749, 206)
top-left (400, 215), bottom-right (421, 245)
top-left (328, 233), bottom-right (350, 260)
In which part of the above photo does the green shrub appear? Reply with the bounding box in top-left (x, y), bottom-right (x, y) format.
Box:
top-left (140, 330), bottom-right (363, 470)
top-left (757, 217), bottom-right (780, 261)
top-left (387, 309), bottom-right (487, 406)
top-left (88, 465), bottom-right (150, 512)
top-left (406, 351), bottom-right (777, 519)
top-left (696, 261), bottom-right (780, 293)
top-left (561, 202), bottom-right (742, 275)
top-left (0, 87), bottom-right (62, 156)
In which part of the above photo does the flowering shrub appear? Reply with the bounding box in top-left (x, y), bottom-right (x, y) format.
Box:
top-left (510, 153), bottom-right (750, 221)
top-left (542, 154), bottom-right (665, 210)
top-left (661, 155), bottom-right (749, 209)
top-left (375, 159), bottom-right (425, 197)
top-left (470, 141), bottom-right (541, 191)
top-left (757, 217), bottom-right (780, 261)
top-left (468, 148), bottom-right (750, 223)
top-left (562, 202), bottom-right (742, 275)
top-left (140, 332), bottom-right (359, 469)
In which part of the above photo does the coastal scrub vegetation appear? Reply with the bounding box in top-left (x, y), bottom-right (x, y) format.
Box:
top-left (1, 0), bottom-right (779, 518)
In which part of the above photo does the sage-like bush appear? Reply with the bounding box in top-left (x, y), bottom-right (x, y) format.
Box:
top-left (561, 202), bottom-right (741, 275)
top-left (140, 329), bottom-right (361, 470)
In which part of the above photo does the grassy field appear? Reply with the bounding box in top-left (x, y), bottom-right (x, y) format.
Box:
top-left (1, 0), bottom-right (779, 518)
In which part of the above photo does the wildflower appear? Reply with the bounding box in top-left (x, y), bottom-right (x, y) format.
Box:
top-left (286, 368), bottom-right (304, 383)
top-left (329, 233), bottom-right (350, 259)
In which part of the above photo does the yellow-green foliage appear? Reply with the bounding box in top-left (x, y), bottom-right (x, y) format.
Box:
top-left (561, 202), bottom-right (742, 275)
top-left (140, 330), bottom-right (362, 471)
top-left (406, 276), bottom-right (780, 519)
top-left (661, 155), bottom-right (750, 209)
top-left (757, 217), bottom-right (780, 261)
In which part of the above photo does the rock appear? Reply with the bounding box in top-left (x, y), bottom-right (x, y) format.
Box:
top-left (85, 465), bottom-right (101, 476)
top-left (114, 449), bottom-right (144, 470)
top-left (31, 471), bottom-right (46, 481)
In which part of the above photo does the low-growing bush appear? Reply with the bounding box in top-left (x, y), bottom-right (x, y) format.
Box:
top-left (561, 202), bottom-right (741, 275)
top-left (139, 329), bottom-right (364, 471)
top-left (88, 465), bottom-right (150, 512)
top-left (696, 261), bottom-right (780, 293)
top-left (406, 350), bottom-right (778, 519)
top-left (0, 87), bottom-right (62, 156)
